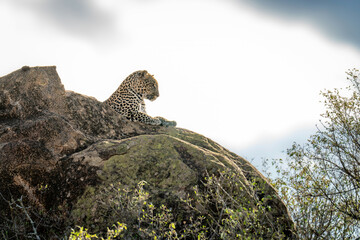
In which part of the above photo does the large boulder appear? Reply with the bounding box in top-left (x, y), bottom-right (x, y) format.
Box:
top-left (0, 66), bottom-right (297, 239)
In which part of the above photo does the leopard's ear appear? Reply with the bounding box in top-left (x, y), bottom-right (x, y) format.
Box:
top-left (141, 70), bottom-right (148, 77)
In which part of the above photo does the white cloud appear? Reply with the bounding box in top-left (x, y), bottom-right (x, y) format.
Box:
top-left (3, 0), bottom-right (119, 41)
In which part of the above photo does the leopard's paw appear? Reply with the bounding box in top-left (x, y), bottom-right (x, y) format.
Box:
top-left (155, 116), bottom-right (177, 127)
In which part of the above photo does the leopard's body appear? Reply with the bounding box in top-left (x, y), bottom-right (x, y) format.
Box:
top-left (104, 70), bottom-right (163, 125)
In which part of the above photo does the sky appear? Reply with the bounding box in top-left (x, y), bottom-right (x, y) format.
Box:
top-left (1, 0), bottom-right (360, 169)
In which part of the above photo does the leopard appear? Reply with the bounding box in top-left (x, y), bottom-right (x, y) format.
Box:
top-left (104, 70), bottom-right (176, 127)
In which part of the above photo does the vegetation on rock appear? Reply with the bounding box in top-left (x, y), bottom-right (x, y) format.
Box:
top-left (70, 171), bottom-right (291, 239)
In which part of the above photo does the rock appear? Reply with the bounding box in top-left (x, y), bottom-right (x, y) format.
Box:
top-left (0, 66), bottom-right (297, 239)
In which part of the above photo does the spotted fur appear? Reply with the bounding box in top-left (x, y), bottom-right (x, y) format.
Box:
top-left (104, 70), bottom-right (162, 125)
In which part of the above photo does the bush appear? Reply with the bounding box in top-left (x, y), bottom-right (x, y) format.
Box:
top-left (264, 69), bottom-right (360, 239)
top-left (68, 171), bottom-right (292, 239)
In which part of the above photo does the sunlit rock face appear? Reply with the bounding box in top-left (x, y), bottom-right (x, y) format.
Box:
top-left (0, 66), bottom-right (297, 238)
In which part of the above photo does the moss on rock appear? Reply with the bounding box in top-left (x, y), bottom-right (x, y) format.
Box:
top-left (69, 131), bottom-right (292, 237)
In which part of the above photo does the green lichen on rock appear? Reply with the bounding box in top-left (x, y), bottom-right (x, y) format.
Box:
top-left (70, 133), bottom-right (231, 229)
top-left (69, 131), bottom-right (290, 237)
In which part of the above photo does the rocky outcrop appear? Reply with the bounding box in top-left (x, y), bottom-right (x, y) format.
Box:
top-left (0, 66), bottom-right (297, 239)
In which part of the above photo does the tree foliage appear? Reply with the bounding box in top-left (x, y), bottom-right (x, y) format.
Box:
top-left (266, 69), bottom-right (360, 239)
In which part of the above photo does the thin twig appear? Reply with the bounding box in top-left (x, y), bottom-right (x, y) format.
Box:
top-left (17, 196), bottom-right (41, 240)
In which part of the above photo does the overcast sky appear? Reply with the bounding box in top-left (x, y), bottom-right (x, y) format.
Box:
top-left (1, 0), bottom-right (359, 168)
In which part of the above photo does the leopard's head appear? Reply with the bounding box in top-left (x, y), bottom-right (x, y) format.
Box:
top-left (131, 70), bottom-right (159, 101)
